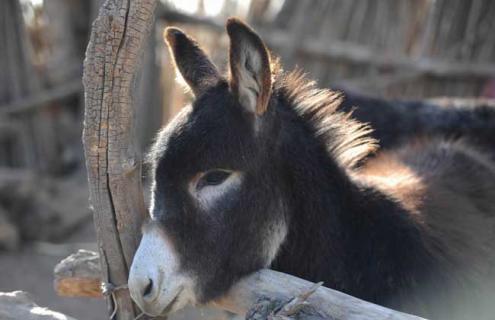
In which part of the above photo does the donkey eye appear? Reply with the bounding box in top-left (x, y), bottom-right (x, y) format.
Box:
top-left (197, 170), bottom-right (231, 189)
top-left (189, 170), bottom-right (243, 207)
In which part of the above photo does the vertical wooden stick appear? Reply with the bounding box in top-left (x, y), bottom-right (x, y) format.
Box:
top-left (82, 0), bottom-right (157, 318)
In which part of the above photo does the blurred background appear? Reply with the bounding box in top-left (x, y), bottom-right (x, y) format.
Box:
top-left (1, 0), bottom-right (494, 319)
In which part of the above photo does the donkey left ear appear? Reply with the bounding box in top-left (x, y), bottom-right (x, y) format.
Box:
top-left (164, 27), bottom-right (220, 97)
top-left (227, 18), bottom-right (272, 116)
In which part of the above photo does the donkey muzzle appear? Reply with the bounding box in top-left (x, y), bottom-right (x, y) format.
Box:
top-left (128, 223), bottom-right (195, 316)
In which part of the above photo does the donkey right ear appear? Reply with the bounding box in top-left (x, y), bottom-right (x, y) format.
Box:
top-left (226, 18), bottom-right (272, 116)
top-left (164, 27), bottom-right (220, 97)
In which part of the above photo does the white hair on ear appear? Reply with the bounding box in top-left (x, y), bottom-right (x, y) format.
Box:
top-left (227, 18), bottom-right (272, 116)
top-left (174, 70), bottom-right (193, 95)
top-left (236, 43), bottom-right (263, 114)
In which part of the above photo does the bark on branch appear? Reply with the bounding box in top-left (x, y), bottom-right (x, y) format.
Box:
top-left (82, 0), bottom-right (157, 318)
top-left (54, 250), bottom-right (426, 320)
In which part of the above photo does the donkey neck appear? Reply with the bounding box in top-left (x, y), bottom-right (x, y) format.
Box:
top-left (271, 99), bottom-right (429, 303)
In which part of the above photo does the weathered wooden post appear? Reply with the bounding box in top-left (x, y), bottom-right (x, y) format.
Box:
top-left (82, 0), bottom-right (157, 318)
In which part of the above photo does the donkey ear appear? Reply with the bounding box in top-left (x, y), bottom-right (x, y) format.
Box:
top-left (226, 18), bottom-right (272, 115)
top-left (164, 27), bottom-right (220, 97)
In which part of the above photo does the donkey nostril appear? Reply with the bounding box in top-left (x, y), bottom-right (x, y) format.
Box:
top-left (143, 278), bottom-right (153, 297)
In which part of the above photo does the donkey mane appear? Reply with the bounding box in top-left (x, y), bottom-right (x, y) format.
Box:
top-left (275, 68), bottom-right (378, 168)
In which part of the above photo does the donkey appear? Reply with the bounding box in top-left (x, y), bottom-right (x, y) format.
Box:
top-left (128, 18), bottom-right (495, 319)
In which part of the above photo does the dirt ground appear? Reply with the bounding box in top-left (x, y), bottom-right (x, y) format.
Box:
top-left (0, 221), bottom-right (105, 319)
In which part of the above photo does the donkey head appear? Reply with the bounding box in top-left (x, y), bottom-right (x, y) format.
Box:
top-left (128, 19), bottom-right (288, 316)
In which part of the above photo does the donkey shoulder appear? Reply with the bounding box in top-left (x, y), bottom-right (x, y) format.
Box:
top-left (359, 139), bottom-right (495, 317)
top-left (361, 138), bottom-right (495, 270)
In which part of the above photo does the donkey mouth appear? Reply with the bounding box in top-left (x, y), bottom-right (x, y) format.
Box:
top-left (138, 286), bottom-right (184, 317)
top-left (159, 287), bottom-right (183, 315)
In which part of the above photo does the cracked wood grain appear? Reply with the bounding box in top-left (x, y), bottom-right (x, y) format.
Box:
top-left (82, 0), bottom-right (158, 318)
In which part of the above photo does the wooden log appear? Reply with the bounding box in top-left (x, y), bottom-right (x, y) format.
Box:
top-left (54, 250), bottom-right (102, 298)
top-left (214, 270), bottom-right (425, 320)
top-left (82, 0), bottom-right (158, 319)
top-left (43, 0), bottom-right (81, 86)
top-left (54, 250), bottom-right (426, 320)
top-left (262, 29), bottom-right (495, 78)
top-left (0, 79), bottom-right (82, 115)
top-left (0, 0), bottom-right (41, 105)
